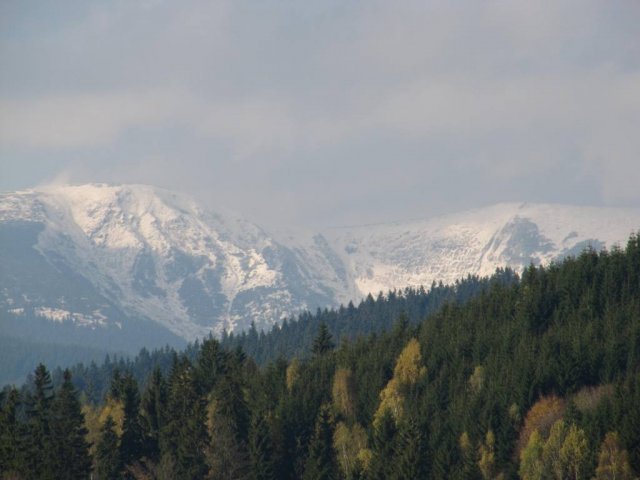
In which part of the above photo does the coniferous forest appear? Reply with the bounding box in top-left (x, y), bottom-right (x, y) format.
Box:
top-left (2, 235), bottom-right (640, 479)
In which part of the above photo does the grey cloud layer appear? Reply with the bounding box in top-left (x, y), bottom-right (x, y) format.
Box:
top-left (1, 0), bottom-right (639, 227)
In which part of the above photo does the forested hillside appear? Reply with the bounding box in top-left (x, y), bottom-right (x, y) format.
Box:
top-left (2, 235), bottom-right (640, 479)
top-left (221, 268), bottom-right (517, 365)
top-left (33, 270), bottom-right (513, 404)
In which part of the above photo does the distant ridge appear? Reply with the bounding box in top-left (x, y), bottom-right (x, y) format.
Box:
top-left (1, 183), bottom-right (639, 348)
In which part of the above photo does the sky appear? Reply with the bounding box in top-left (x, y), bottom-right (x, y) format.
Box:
top-left (1, 0), bottom-right (639, 228)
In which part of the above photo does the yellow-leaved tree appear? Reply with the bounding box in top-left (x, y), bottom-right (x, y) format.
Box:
top-left (373, 338), bottom-right (426, 427)
top-left (516, 395), bottom-right (565, 456)
top-left (332, 368), bottom-right (356, 421)
top-left (518, 419), bottom-right (589, 480)
top-left (286, 357), bottom-right (300, 392)
top-left (594, 431), bottom-right (634, 480)
top-left (518, 430), bottom-right (544, 480)
top-left (83, 396), bottom-right (124, 455)
top-left (393, 338), bottom-right (427, 385)
top-left (333, 421), bottom-right (368, 478)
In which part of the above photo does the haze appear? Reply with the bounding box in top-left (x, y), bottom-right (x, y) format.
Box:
top-left (1, 0), bottom-right (639, 228)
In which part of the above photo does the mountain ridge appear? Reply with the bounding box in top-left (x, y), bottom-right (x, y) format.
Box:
top-left (1, 183), bottom-right (639, 347)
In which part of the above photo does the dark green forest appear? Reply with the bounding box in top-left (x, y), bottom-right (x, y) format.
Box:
top-left (0, 267), bottom-right (513, 391)
top-left (2, 235), bottom-right (640, 479)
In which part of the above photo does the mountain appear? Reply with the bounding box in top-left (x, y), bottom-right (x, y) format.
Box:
top-left (1, 183), bottom-right (639, 350)
top-left (321, 202), bottom-right (639, 294)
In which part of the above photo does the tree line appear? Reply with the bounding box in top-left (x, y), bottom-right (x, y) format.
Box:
top-left (1, 234), bottom-right (640, 478)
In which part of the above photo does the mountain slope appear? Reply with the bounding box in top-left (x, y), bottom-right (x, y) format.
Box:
top-left (323, 202), bottom-right (638, 294)
top-left (0, 184), bottom-right (350, 346)
top-left (1, 184), bottom-right (639, 346)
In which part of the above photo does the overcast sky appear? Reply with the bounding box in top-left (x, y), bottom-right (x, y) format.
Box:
top-left (1, 1), bottom-right (639, 228)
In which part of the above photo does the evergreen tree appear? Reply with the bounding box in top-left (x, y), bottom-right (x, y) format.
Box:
top-left (50, 369), bottom-right (92, 479)
top-left (94, 416), bottom-right (121, 480)
top-left (140, 366), bottom-right (167, 460)
top-left (194, 337), bottom-right (228, 395)
top-left (164, 356), bottom-right (209, 479)
top-left (207, 358), bottom-right (252, 480)
top-left (392, 418), bottom-right (429, 480)
top-left (312, 323), bottom-right (335, 356)
top-left (119, 373), bottom-right (144, 468)
top-left (0, 387), bottom-right (21, 476)
top-left (24, 363), bottom-right (56, 479)
top-left (248, 411), bottom-right (276, 480)
top-left (367, 409), bottom-right (397, 480)
top-left (303, 404), bottom-right (338, 480)
top-left (206, 408), bottom-right (251, 480)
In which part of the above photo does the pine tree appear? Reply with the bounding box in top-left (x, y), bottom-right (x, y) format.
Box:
top-left (367, 409), bottom-right (397, 480)
top-left (303, 404), bottom-right (338, 480)
top-left (248, 411), bottom-right (276, 480)
top-left (0, 387), bottom-right (21, 476)
top-left (25, 363), bottom-right (56, 479)
top-left (164, 356), bottom-right (209, 479)
top-left (207, 407), bottom-right (251, 480)
top-left (140, 366), bottom-right (167, 460)
top-left (194, 337), bottom-right (228, 395)
top-left (392, 418), bottom-right (428, 480)
top-left (50, 369), bottom-right (92, 479)
top-left (119, 373), bottom-right (144, 468)
top-left (312, 323), bottom-right (335, 356)
top-left (94, 415), bottom-right (121, 480)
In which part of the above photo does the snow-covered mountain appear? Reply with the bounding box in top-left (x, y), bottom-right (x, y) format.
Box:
top-left (1, 183), bottom-right (639, 349)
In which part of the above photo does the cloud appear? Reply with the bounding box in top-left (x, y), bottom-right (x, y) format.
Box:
top-left (0, 91), bottom-right (189, 148)
top-left (1, 0), bottom-right (639, 225)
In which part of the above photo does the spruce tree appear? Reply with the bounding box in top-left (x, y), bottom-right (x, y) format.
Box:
top-left (119, 373), bottom-right (144, 468)
top-left (207, 368), bottom-right (251, 480)
top-left (0, 387), bottom-right (21, 476)
top-left (367, 409), bottom-right (397, 480)
top-left (94, 416), bottom-right (121, 480)
top-left (25, 363), bottom-right (56, 479)
top-left (194, 337), bottom-right (228, 395)
top-left (248, 410), bottom-right (276, 480)
top-left (164, 356), bottom-right (209, 479)
top-left (303, 404), bottom-right (338, 480)
top-left (50, 369), bottom-right (92, 479)
top-left (140, 366), bottom-right (167, 460)
top-left (312, 323), bottom-right (335, 356)
top-left (392, 418), bottom-right (429, 480)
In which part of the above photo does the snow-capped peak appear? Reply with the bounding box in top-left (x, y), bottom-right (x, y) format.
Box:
top-left (2, 184), bottom-right (639, 342)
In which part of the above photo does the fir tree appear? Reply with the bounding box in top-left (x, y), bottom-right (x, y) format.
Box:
top-left (312, 323), bottom-right (335, 356)
top-left (50, 369), bottom-right (92, 479)
top-left (164, 356), bottom-right (209, 479)
top-left (24, 363), bottom-right (56, 479)
top-left (0, 387), bottom-right (21, 476)
top-left (94, 415), bottom-right (121, 480)
top-left (119, 373), bottom-right (144, 468)
top-left (140, 366), bottom-right (167, 460)
top-left (392, 418), bottom-right (428, 480)
top-left (303, 404), bottom-right (338, 480)
top-left (367, 409), bottom-right (397, 480)
top-left (248, 411), bottom-right (276, 480)
top-left (194, 337), bottom-right (228, 395)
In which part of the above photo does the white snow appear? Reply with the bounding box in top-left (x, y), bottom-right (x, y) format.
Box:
top-left (3, 184), bottom-right (639, 341)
